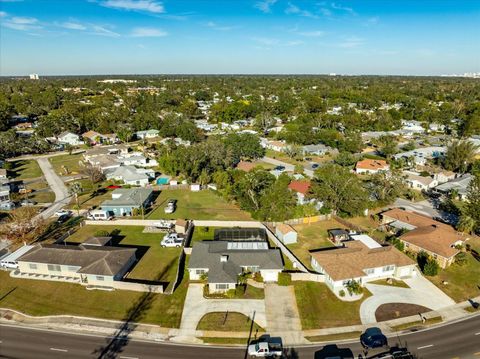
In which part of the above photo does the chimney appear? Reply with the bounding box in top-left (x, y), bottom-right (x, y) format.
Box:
top-left (220, 255), bottom-right (228, 263)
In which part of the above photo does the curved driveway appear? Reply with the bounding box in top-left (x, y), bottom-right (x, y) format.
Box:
top-left (360, 275), bottom-right (455, 324)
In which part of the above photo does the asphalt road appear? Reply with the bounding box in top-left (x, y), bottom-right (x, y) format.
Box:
top-left (1, 315), bottom-right (479, 359)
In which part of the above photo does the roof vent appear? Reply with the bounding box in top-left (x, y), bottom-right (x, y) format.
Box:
top-left (220, 255), bottom-right (229, 263)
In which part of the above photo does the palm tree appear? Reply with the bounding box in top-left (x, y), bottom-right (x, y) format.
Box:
top-left (457, 213), bottom-right (476, 234)
top-left (69, 182), bottom-right (83, 216)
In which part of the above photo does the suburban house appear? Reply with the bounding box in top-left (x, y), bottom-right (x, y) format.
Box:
top-left (393, 146), bottom-right (446, 166)
top-left (381, 208), bottom-right (467, 268)
top-left (261, 138), bottom-right (288, 152)
top-left (135, 129), bottom-right (159, 140)
top-left (288, 180), bottom-right (312, 205)
top-left (100, 188), bottom-right (153, 217)
top-left (310, 239), bottom-right (416, 294)
top-left (82, 130), bottom-right (103, 145)
top-left (328, 229), bottom-right (350, 246)
top-left (120, 154), bottom-right (158, 168)
top-left (275, 223), bottom-right (297, 244)
top-left (104, 166), bottom-right (153, 187)
top-left (56, 131), bottom-right (83, 146)
top-left (355, 159), bottom-right (390, 174)
top-left (189, 228), bottom-right (283, 293)
top-left (236, 161), bottom-right (257, 172)
top-left (12, 240), bottom-right (136, 287)
top-left (86, 154), bottom-right (121, 172)
top-left (434, 174), bottom-right (473, 201)
top-left (302, 144), bottom-right (330, 156)
top-left (433, 170), bottom-right (456, 184)
top-left (403, 172), bottom-right (438, 191)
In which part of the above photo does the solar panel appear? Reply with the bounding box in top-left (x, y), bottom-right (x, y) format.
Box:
top-left (227, 242), bottom-right (268, 250)
top-left (214, 228), bottom-right (267, 241)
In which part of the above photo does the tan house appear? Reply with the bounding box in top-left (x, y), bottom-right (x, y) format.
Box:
top-left (13, 240), bottom-right (136, 286)
top-left (381, 208), bottom-right (467, 268)
top-left (355, 159), bottom-right (389, 174)
top-left (310, 240), bottom-right (416, 293)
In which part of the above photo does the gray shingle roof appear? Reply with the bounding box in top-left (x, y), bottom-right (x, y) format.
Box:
top-left (189, 241), bottom-right (283, 284)
top-left (17, 243), bottom-right (136, 276)
top-left (101, 188), bottom-right (152, 207)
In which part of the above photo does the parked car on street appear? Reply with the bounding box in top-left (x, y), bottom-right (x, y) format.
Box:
top-left (56, 213), bottom-right (71, 223)
top-left (153, 220), bottom-right (174, 230)
top-left (274, 165), bottom-right (286, 172)
top-left (360, 327), bottom-right (388, 350)
top-left (86, 209), bottom-right (113, 221)
top-left (248, 337), bottom-right (283, 358)
top-left (54, 209), bottom-right (72, 217)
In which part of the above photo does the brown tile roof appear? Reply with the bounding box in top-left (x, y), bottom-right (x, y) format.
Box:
top-left (236, 161), bottom-right (257, 172)
top-left (18, 243), bottom-right (136, 276)
top-left (356, 159), bottom-right (389, 171)
top-left (82, 130), bottom-right (101, 139)
top-left (276, 223), bottom-right (296, 235)
top-left (288, 180), bottom-right (311, 195)
top-left (311, 241), bottom-right (415, 281)
top-left (381, 208), bottom-right (467, 259)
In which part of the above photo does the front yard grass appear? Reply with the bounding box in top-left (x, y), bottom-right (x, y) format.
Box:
top-left (49, 153), bottom-right (83, 176)
top-left (147, 189), bottom-right (252, 221)
top-left (294, 281), bottom-right (369, 329)
top-left (0, 267), bottom-right (188, 328)
top-left (391, 316), bottom-right (442, 331)
top-left (204, 284), bottom-right (265, 300)
top-left (200, 337), bottom-right (250, 345)
top-left (305, 331), bottom-right (362, 343)
top-left (67, 225), bottom-right (181, 287)
top-left (197, 312), bottom-right (264, 333)
top-left (369, 279), bottom-right (410, 288)
top-left (428, 237), bottom-right (480, 302)
top-left (9, 160), bottom-right (42, 180)
top-left (288, 220), bottom-right (341, 270)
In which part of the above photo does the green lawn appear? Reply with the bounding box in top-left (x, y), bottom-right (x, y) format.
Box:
top-left (429, 237), bottom-right (480, 302)
top-left (305, 331), bottom-right (362, 343)
top-left (30, 190), bottom-right (55, 203)
top-left (9, 160), bottom-right (42, 180)
top-left (67, 225), bottom-right (181, 287)
top-left (49, 153), bottom-right (83, 176)
top-left (288, 220), bottom-right (340, 270)
top-left (197, 312), bottom-right (264, 332)
top-left (190, 226), bottom-right (217, 244)
top-left (369, 279), bottom-right (410, 288)
top-left (294, 282), bottom-right (369, 329)
top-left (0, 265), bottom-right (189, 328)
top-left (204, 284), bottom-right (265, 300)
top-left (391, 316), bottom-right (442, 331)
top-left (147, 189), bottom-right (252, 221)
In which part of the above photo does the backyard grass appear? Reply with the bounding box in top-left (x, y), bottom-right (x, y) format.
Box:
top-left (0, 267), bottom-right (189, 328)
top-left (147, 189), bottom-right (252, 221)
top-left (288, 220), bottom-right (340, 270)
top-left (305, 331), bottom-right (362, 343)
top-left (429, 237), bottom-right (480, 302)
top-left (370, 279), bottom-right (410, 288)
top-left (190, 226), bottom-right (217, 244)
top-left (49, 153), bottom-right (83, 176)
top-left (294, 281), bottom-right (369, 329)
top-left (9, 160), bottom-right (42, 180)
top-left (67, 225), bottom-right (181, 287)
top-left (197, 312), bottom-right (264, 333)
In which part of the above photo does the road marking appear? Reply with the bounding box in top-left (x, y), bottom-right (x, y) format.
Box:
top-left (50, 347), bottom-right (68, 352)
top-left (417, 344), bottom-right (434, 350)
top-left (119, 356), bottom-right (139, 359)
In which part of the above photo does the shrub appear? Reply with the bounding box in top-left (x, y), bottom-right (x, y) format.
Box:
top-left (253, 272), bottom-right (264, 283)
top-left (423, 259), bottom-right (439, 276)
top-left (339, 289), bottom-right (346, 297)
top-left (277, 272), bottom-right (291, 286)
top-left (455, 252), bottom-right (467, 266)
top-left (345, 280), bottom-right (363, 295)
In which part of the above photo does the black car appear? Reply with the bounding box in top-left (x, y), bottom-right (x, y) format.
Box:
top-left (57, 214), bottom-right (71, 223)
top-left (274, 165), bottom-right (286, 172)
top-left (360, 327), bottom-right (388, 349)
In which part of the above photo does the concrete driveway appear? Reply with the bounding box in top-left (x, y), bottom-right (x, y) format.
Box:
top-left (35, 157), bottom-right (71, 220)
top-left (360, 274), bottom-right (455, 324)
top-left (178, 284), bottom-right (266, 336)
top-left (264, 284), bottom-right (306, 345)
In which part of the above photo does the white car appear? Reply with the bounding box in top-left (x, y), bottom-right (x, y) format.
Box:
top-left (164, 199), bottom-right (177, 214)
top-left (161, 233), bottom-right (184, 247)
top-left (54, 209), bottom-right (72, 217)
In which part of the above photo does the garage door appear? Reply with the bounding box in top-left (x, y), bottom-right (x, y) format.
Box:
top-left (261, 270), bottom-right (278, 282)
top-left (398, 267), bottom-right (411, 277)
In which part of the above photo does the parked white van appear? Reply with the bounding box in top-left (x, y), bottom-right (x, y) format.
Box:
top-left (0, 245), bottom-right (34, 270)
top-left (87, 209), bottom-right (113, 221)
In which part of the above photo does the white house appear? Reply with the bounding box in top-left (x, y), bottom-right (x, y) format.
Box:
top-left (135, 129), bottom-right (160, 140)
top-left (105, 166), bottom-right (150, 187)
top-left (57, 131), bottom-right (83, 146)
top-left (403, 171), bottom-right (438, 191)
top-left (393, 146), bottom-right (446, 166)
top-left (275, 224), bottom-right (297, 244)
top-left (310, 239), bottom-right (416, 294)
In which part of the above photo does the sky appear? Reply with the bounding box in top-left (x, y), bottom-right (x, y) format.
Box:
top-left (0, 0), bottom-right (479, 76)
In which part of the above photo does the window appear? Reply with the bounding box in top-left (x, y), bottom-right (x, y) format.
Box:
top-left (195, 269), bottom-right (206, 275)
top-left (382, 265), bottom-right (395, 272)
top-left (215, 284), bottom-right (229, 290)
top-left (68, 266), bottom-right (78, 272)
top-left (96, 276), bottom-right (104, 281)
top-left (365, 268), bottom-right (374, 275)
top-left (47, 264), bottom-right (61, 272)
top-left (29, 263), bottom-right (38, 270)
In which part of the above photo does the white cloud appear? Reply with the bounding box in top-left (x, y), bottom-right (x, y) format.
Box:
top-left (338, 36), bottom-right (364, 48)
top-left (2, 16), bottom-right (41, 31)
top-left (298, 30), bottom-right (325, 37)
top-left (101, 0), bottom-right (164, 13)
top-left (331, 2), bottom-right (356, 15)
top-left (0, 11), bottom-right (7, 17)
top-left (253, 37), bottom-right (303, 48)
top-left (58, 21), bottom-right (87, 30)
top-left (205, 21), bottom-right (235, 31)
top-left (90, 25), bottom-right (120, 37)
top-left (253, 37), bottom-right (279, 46)
top-left (254, 0), bottom-right (277, 13)
top-left (285, 2), bottom-right (318, 18)
top-left (130, 27), bottom-right (167, 37)
top-left (10, 16), bottom-right (37, 24)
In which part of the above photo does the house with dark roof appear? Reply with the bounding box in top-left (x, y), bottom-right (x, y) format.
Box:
top-left (188, 234), bottom-right (283, 293)
top-left (381, 208), bottom-right (468, 268)
top-left (310, 240), bottom-right (416, 294)
top-left (100, 188), bottom-right (153, 217)
top-left (13, 240), bottom-right (136, 286)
